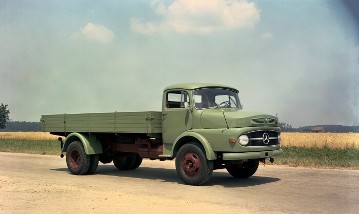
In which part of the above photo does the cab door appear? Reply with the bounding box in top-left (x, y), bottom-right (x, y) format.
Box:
top-left (162, 90), bottom-right (192, 145)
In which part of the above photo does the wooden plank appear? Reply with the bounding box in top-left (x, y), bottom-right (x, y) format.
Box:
top-left (41, 111), bottom-right (162, 134)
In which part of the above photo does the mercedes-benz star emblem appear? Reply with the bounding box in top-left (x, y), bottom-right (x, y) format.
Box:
top-left (263, 133), bottom-right (270, 144)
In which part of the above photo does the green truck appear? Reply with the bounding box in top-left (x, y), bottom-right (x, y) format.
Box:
top-left (41, 83), bottom-right (282, 185)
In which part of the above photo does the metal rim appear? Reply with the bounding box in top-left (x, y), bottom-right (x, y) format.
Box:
top-left (69, 150), bottom-right (81, 169)
top-left (181, 152), bottom-right (201, 177)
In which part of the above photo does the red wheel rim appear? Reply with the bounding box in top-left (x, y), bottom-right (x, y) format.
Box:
top-left (181, 152), bottom-right (201, 177)
top-left (69, 150), bottom-right (81, 168)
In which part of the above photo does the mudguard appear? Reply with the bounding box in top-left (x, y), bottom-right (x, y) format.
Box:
top-left (62, 133), bottom-right (103, 155)
top-left (172, 131), bottom-right (217, 160)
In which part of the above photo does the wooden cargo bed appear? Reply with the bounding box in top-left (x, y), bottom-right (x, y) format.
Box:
top-left (41, 111), bottom-right (162, 134)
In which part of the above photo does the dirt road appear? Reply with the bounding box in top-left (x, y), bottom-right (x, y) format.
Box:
top-left (0, 152), bottom-right (358, 213)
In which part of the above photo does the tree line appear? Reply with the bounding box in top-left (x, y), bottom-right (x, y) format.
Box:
top-left (0, 103), bottom-right (41, 131)
top-left (279, 122), bottom-right (359, 133)
top-left (2, 121), bottom-right (42, 132)
top-left (0, 103), bottom-right (10, 129)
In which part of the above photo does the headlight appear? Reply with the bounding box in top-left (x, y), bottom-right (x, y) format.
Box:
top-left (238, 135), bottom-right (249, 146)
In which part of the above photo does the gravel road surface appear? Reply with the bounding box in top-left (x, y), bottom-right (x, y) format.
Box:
top-left (0, 152), bottom-right (358, 213)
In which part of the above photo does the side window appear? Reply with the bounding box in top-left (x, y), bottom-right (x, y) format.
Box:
top-left (166, 91), bottom-right (189, 108)
top-left (194, 94), bottom-right (202, 108)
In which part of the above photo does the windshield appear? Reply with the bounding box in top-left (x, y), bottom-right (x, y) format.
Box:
top-left (193, 88), bottom-right (241, 109)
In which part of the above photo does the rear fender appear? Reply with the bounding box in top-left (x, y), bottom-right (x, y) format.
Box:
top-left (63, 133), bottom-right (103, 155)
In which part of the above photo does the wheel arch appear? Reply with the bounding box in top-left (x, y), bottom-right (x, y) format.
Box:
top-left (63, 133), bottom-right (103, 155)
top-left (172, 132), bottom-right (217, 160)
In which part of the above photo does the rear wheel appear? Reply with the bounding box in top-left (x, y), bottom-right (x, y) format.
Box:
top-left (113, 154), bottom-right (142, 170)
top-left (86, 155), bottom-right (99, 174)
top-left (131, 154), bottom-right (143, 169)
top-left (175, 143), bottom-right (213, 186)
top-left (226, 159), bottom-right (259, 178)
top-left (113, 156), bottom-right (128, 170)
top-left (66, 141), bottom-right (91, 175)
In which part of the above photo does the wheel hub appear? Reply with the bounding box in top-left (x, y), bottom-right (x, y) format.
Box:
top-left (181, 152), bottom-right (201, 177)
top-left (70, 150), bottom-right (80, 168)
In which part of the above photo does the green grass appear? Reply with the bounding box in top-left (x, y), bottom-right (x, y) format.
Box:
top-left (273, 146), bottom-right (359, 169)
top-left (0, 139), bottom-right (60, 155)
top-left (1, 139), bottom-right (359, 169)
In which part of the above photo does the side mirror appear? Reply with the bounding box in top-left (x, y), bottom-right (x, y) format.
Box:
top-left (184, 102), bottom-right (192, 111)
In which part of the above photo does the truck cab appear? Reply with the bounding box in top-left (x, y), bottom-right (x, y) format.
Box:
top-left (161, 83), bottom-right (282, 184)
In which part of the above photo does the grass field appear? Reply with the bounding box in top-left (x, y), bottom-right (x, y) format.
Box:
top-left (1, 132), bottom-right (359, 169)
top-left (274, 146), bottom-right (359, 169)
top-left (0, 132), bottom-right (60, 140)
top-left (0, 132), bottom-right (61, 155)
top-left (280, 132), bottom-right (359, 149)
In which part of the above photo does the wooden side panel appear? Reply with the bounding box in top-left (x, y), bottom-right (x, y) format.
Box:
top-left (41, 111), bottom-right (163, 134)
top-left (41, 114), bottom-right (65, 132)
top-left (114, 112), bottom-right (148, 133)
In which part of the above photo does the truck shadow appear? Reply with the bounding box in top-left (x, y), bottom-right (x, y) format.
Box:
top-left (52, 165), bottom-right (280, 188)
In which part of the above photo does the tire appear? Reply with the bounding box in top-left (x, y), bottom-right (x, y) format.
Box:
top-left (175, 143), bottom-right (213, 186)
top-left (122, 155), bottom-right (136, 170)
top-left (226, 159), bottom-right (259, 178)
top-left (113, 156), bottom-right (128, 170)
top-left (66, 141), bottom-right (91, 175)
top-left (131, 154), bottom-right (143, 170)
top-left (113, 154), bottom-right (142, 170)
top-left (86, 155), bottom-right (99, 174)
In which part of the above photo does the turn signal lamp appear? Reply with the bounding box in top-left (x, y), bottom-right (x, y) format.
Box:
top-left (228, 138), bottom-right (236, 143)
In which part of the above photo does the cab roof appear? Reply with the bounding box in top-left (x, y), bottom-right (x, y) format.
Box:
top-left (164, 83), bottom-right (238, 92)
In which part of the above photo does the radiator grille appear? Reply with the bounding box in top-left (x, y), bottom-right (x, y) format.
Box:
top-left (247, 131), bottom-right (279, 146)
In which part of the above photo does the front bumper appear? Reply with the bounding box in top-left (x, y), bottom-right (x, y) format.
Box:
top-left (222, 149), bottom-right (283, 160)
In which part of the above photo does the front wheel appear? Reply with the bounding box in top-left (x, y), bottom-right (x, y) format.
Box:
top-left (226, 159), bottom-right (259, 178)
top-left (66, 141), bottom-right (91, 175)
top-left (175, 143), bottom-right (213, 186)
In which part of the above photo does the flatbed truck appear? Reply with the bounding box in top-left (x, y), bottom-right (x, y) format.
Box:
top-left (41, 83), bottom-right (282, 185)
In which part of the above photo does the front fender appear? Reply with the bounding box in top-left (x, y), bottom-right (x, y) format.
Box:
top-left (172, 131), bottom-right (217, 160)
top-left (63, 133), bottom-right (103, 155)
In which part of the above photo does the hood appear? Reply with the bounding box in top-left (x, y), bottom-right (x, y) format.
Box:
top-left (200, 109), bottom-right (278, 129)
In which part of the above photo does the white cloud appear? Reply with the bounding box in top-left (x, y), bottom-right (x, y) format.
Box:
top-left (77, 23), bottom-right (114, 43)
top-left (130, 18), bottom-right (162, 35)
top-left (131, 0), bottom-right (260, 35)
top-left (261, 32), bottom-right (273, 40)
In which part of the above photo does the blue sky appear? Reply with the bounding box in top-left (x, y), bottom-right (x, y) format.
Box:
top-left (0, 0), bottom-right (358, 127)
